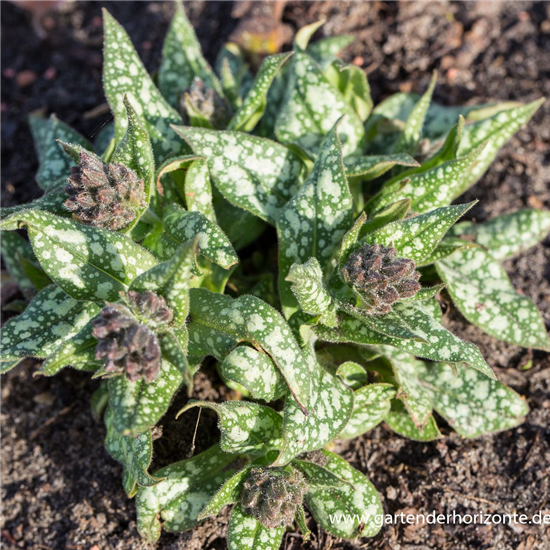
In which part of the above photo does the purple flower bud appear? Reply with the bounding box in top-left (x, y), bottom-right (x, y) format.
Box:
top-left (240, 467), bottom-right (306, 529)
top-left (341, 243), bottom-right (422, 315)
top-left (64, 151), bottom-right (145, 231)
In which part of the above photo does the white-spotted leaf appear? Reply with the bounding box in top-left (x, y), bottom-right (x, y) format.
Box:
top-left (102, 9), bottom-right (182, 160)
top-left (345, 154), bottom-right (419, 180)
top-left (0, 210), bottom-right (157, 302)
top-left (228, 504), bottom-right (285, 550)
top-left (436, 247), bottom-right (550, 350)
top-left (172, 125), bottom-right (305, 225)
top-left (305, 450), bottom-right (383, 539)
top-left (177, 400), bottom-right (283, 454)
top-left (220, 346), bottom-right (287, 402)
top-left (136, 444), bottom-right (236, 542)
top-left (385, 400), bottom-right (441, 441)
top-left (1, 285), bottom-right (99, 361)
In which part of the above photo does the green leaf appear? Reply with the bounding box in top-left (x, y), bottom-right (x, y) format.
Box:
top-left (291, 458), bottom-right (351, 490)
top-left (0, 210), bottom-right (157, 302)
top-left (456, 99), bottom-right (544, 191)
top-left (1, 231), bottom-right (37, 297)
top-left (385, 399), bottom-right (441, 441)
top-left (436, 247), bottom-right (550, 351)
top-left (339, 383), bottom-right (396, 439)
top-left (335, 360), bottom-right (369, 390)
top-left (273, 354), bottom-right (353, 466)
top-left (130, 239), bottom-right (196, 327)
top-left (286, 258), bottom-right (337, 327)
top-left (110, 96), bottom-right (155, 225)
top-left (420, 362), bottom-right (529, 437)
top-left (172, 126), bottom-right (305, 225)
top-left (449, 209), bottom-right (550, 260)
top-left (307, 34), bottom-right (355, 67)
top-left (91, 382), bottom-right (110, 420)
top-left (108, 359), bottom-right (183, 436)
top-left (0, 285), bottom-right (99, 361)
top-left (104, 406), bottom-right (164, 497)
top-left (220, 345), bottom-right (287, 402)
top-left (305, 450), bottom-right (383, 539)
top-left (102, 9), bottom-right (182, 160)
top-left (177, 400), bottom-right (282, 454)
top-left (229, 53), bottom-right (293, 132)
top-left (150, 205), bottom-right (238, 271)
top-left (416, 237), bottom-right (479, 266)
top-left (366, 144), bottom-right (487, 215)
top-left (154, 154), bottom-right (202, 203)
top-left (393, 72), bottom-right (437, 156)
top-left (158, 1), bottom-right (222, 108)
top-left (383, 349), bottom-right (433, 427)
top-left (228, 504), bottom-right (285, 550)
top-left (40, 319), bottom-right (101, 376)
top-left (198, 466), bottom-right (253, 520)
top-left (136, 444), bottom-right (236, 542)
top-left (30, 113), bottom-right (92, 190)
top-left (363, 202), bottom-right (476, 264)
top-left (277, 124), bottom-right (353, 317)
top-left (159, 328), bottom-right (192, 388)
top-left (0, 186), bottom-right (69, 221)
top-left (215, 43), bottom-right (253, 110)
top-left (316, 304), bottom-right (495, 378)
top-left (189, 289), bottom-right (312, 412)
top-left (18, 255), bottom-right (52, 292)
top-left (0, 359), bottom-right (23, 375)
top-left (345, 154), bottom-right (419, 180)
top-left (359, 199), bottom-right (411, 238)
top-left (185, 159), bottom-right (216, 221)
top-left (325, 61), bottom-right (373, 122)
top-left (275, 48), bottom-right (365, 156)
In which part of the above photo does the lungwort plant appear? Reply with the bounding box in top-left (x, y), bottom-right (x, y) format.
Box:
top-left (2, 5), bottom-right (550, 549)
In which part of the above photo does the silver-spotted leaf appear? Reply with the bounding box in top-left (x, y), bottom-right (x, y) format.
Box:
top-left (108, 359), bottom-right (183, 436)
top-left (220, 346), bottom-right (287, 402)
top-left (172, 125), bottom-right (305, 225)
top-left (136, 444), bottom-right (235, 542)
top-left (177, 400), bottom-right (283, 454)
top-left (420, 362), bottom-right (528, 437)
top-left (189, 288), bottom-right (312, 412)
top-left (362, 202), bottom-right (476, 264)
top-left (228, 504), bottom-right (285, 550)
top-left (436, 247), bottom-right (550, 351)
top-left (0, 210), bottom-right (157, 302)
top-left (229, 53), bottom-right (293, 132)
top-left (385, 399), bottom-right (441, 441)
top-left (305, 450), bottom-right (383, 539)
top-left (339, 383), bottom-right (396, 439)
top-left (345, 154), bottom-right (419, 180)
top-left (102, 9), bottom-right (182, 160)
top-left (277, 124), bottom-right (353, 317)
top-left (286, 258), bottom-right (338, 327)
top-left (104, 406), bottom-right (164, 497)
top-left (449, 209), bottom-right (550, 260)
top-left (1, 285), bottom-right (100, 361)
top-left (158, 1), bottom-right (222, 108)
top-left (275, 48), bottom-right (364, 156)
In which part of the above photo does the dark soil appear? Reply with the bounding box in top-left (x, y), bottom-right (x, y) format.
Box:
top-left (2, 2), bottom-right (550, 550)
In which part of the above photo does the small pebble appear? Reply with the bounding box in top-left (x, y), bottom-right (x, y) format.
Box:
top-left (16, 70), bottom-right (37, 88)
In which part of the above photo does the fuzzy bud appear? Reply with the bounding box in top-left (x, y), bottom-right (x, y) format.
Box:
top-left (92, 297), bottom-right (165, 383)
top-left (341, 243), bottom-right (421, 315)
top-left (240, 467), bottom-right (306, 529)
top-left (182, 77), bottom-right (230, 129)
top-left (127, 290), bottom-right (173, 327)
top-left (64, 152), bottom-right (145, 231)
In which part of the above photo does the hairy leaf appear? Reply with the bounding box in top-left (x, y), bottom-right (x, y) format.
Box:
top-left (0, 210), bottom-right (157, 302)
top-left (172, 126), bottom-right (304, 225)
top-left (1, 285), bottom-right (99, 361)
top-left (108, 360), bottom-right (183, 436)
top-left (385, 400), bottom-right (441, 441)
top-left (104, 407), bottom-right (164, 497)
top-left (305, 450), bottom-right (383, 539)
top-left (220, 346), bottom-right (287, 402)
top-left (136, 444), bottom-right (235, 542)
top-left (228, 504), bottom-right (285, 550)
top-left (449, 209), bottom-right (550, 260)
top-left (102, 9), bottom-right (182, 160)
top-left (436, 247), bottom-right (550, 351)
top-left (177, 400), bottom-right (282, 454)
